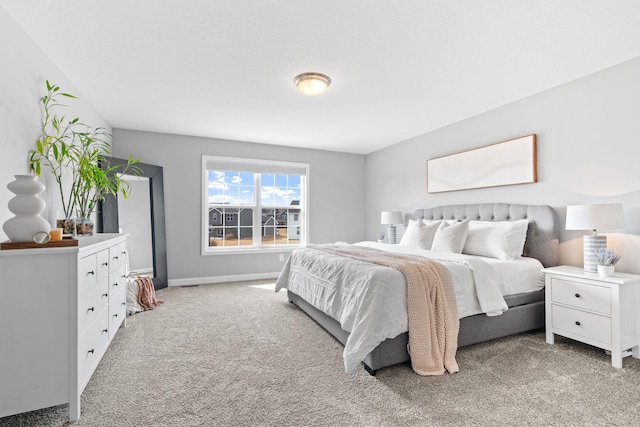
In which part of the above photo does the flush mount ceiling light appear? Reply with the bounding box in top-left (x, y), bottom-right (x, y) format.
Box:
top-left (294, 72), bottom-right (331, 96)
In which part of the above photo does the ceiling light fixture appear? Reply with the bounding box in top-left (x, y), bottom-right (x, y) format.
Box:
top-left (294, 72), bottom-right (331, 96)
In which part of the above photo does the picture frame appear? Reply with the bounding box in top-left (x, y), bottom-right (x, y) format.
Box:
top-left (427, 134), bottom-right (537, 193)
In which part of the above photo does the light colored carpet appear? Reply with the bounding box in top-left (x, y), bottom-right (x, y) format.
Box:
top-left (3, 280), bottom-right (640, 426)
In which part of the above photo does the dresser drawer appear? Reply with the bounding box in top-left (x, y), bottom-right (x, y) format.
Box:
top-left (108, 294), bottom-right (127, 341)
top-left (78, 280), bottom-right (109, 335)
top-left (78, 254), bottom-right (98, 293)
top-left (552, 304), bottom-right (611, 345)
top-left (78, 311), bottom-right (109, 389)
top-left (96, 249), bottom-right (110, 282)
top-left (109, 267), bottom-right (127, 302)
top-left (551, 278), bottom-right (611, 315)
top-left (109, 242), bottom-right (127, 273)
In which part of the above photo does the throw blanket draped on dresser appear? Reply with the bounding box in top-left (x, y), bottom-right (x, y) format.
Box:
top-left (308, 244), bottom-right (460, 375)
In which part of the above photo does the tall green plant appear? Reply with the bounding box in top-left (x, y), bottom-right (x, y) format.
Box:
top-left (73, 128), bottom-right (140, 221)
top-left (29, 80), bottom-right (81, 219)
top-left (29, 80), bottom-right (141, 232)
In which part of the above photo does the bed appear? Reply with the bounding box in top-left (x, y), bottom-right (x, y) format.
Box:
top-left (275, 203), bottom-right (559, 375)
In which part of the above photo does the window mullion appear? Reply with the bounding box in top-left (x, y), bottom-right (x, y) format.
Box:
top-left (253, 173), bottom-right (261, 247)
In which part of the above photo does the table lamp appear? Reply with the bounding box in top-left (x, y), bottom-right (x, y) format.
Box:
top-left (381, 211), bottom-right (403, 244)
top-left (565, 203), bottom-right (626, 273)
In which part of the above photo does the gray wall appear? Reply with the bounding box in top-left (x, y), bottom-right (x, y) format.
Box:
top-left (0, 8), bottom-right (110, 240)
top-left (112, 129), bottom-right (366, 284)
top-left (366, 57), bottom-right (640, 273)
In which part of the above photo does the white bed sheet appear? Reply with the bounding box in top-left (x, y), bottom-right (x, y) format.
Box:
top-left (275, 242), bottom-right (543, 372)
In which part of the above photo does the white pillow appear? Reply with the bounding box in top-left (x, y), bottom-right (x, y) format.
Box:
top-left (430, 220), bottom-right (469, 253)
top-left (463, 219), bottom-right (530, 260)
top-left (399, 219), bottom-right (441, 249)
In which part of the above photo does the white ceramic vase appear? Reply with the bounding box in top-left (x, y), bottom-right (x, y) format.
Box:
top-left (597, 265), bottom-right (615, 277)
top-left (2, 174), bottom-right (51, 242)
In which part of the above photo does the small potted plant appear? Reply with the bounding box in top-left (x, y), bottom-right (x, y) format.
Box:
top-left (593, 248), bottom-right (621, 277)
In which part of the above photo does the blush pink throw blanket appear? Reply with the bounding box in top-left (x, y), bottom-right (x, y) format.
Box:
top-left (310, 244), bottom-right (460, 375)
top-left (134, 276), bottom-right (162, 311)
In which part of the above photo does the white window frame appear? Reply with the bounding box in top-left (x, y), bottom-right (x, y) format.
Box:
top-left (201, 155), bottom-right (309, 255)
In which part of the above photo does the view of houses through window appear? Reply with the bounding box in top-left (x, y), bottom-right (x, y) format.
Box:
top-left (203, 156), bottom-right (307, 251)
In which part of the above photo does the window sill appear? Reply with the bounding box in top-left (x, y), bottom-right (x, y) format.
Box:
top-left (201, 246), bottom-right (300, 256)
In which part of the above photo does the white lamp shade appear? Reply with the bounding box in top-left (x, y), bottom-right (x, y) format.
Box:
top-left (565, 203), bottom-right (626, 232)
top-left (381, 211), bottom-right (403, 225)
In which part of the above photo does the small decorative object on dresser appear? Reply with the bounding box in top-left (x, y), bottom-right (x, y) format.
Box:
top-left (2, 174), bottom-right (51, 242)
top-left (543, 265), bottom-right (640, 368)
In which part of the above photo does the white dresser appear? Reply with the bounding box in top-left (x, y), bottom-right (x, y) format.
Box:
top-left (0, 233), bottom-right (128, 422)
top-left (543, 265), bottom-right (640, 368)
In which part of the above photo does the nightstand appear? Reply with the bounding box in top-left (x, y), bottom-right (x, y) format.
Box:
top-left (543, 265), bottom-right (640, 368)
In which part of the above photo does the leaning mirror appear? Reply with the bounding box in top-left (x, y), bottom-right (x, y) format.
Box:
top-left (98, 159), bottom-right (168, 290)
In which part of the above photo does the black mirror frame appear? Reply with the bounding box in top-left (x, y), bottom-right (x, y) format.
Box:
top-left (98, 159), bottom-right (168, 290)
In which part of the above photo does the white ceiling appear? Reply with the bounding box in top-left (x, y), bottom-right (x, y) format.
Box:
top-left (2, 1), bottom-right (640, 155)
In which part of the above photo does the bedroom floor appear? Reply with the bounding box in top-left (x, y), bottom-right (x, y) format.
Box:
top-left (4, 280), bottom-right (640, 426)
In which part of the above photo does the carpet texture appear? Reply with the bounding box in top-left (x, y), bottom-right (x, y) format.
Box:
top-left (2, 280), bottom-right (640, 426)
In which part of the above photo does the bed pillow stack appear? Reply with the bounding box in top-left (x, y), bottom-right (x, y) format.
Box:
top-left (430, 219), bottom-right (470, 253)
top-left (398, 218), bottom-right (441, 249)
top-left (462, 219), bottom-right (530, 260)
top-left (399, 217), bottom-right (530, 259)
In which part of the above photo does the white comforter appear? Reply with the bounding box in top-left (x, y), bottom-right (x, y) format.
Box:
top-left (275, 242), bottom-right (543, 372)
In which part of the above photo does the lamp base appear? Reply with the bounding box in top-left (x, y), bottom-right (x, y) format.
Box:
top-left (387, 225), bottom-right (397, 244)
top-left (583, 235), bottom-right (606, 274)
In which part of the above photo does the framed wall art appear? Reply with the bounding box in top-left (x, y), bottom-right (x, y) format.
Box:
top-left (427, 134), bottom-right (537, 193)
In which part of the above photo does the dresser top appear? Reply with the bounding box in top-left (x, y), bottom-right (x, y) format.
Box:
top-left (0, 233), bottom-right (127, 256)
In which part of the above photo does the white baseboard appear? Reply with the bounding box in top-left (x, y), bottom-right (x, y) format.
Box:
top-left (168, 272), bottom-right (280, 287)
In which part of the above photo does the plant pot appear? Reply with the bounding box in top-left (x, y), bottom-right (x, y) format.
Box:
top-left (76, 218), bottom-right (94, 237)
top-left (57, 217), bottom-right (76, 236)
top-left (597, 265), bottom-right (615, 277)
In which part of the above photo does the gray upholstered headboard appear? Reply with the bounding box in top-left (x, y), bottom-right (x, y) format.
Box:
top-left (414, 203), bottom-right (559, 268)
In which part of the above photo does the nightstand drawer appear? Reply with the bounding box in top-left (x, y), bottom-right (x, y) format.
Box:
top-left (552, 305), bottom-right (611, 345)
top-left (551, 278), bottom-right (611, 315)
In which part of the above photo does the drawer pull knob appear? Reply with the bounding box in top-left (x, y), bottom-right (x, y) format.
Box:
top-left (113, 283), bottom-right (118, 287)
top-left (88, 349), bottom-right (94, 354)
top-left (102, 262), bottom-right (109, 267)
top-left (102, 329), bottom-right (108, 333)
top-left (113, 256), bottom-right (119, 260)
top-left (121, 251), bottom-right (126, 255)
top-left (575, 293), bottom-right (581, 298)
top-left (102, 293), bottom-right (108, 297)
top-left (575, 321), bottom-right (581, 326)
top-left (88, 307), bottom-right (94, 312)
top-left (121, 302), bottom-right (126, 306)
top-left (113, 314), bottom-right (118, 318)
top-left (87, 270), bottom-right (95, 276)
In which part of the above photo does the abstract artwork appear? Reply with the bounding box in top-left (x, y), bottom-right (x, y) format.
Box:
top-left (427, 134), bottom-right (537, 193)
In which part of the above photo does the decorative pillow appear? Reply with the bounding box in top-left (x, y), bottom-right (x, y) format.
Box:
top-left (430, 220), bottom-right (470, 253)
top-left (399, 219), bottom-right (441, 249)
top-left (462, 219), bottom-right (530, 260)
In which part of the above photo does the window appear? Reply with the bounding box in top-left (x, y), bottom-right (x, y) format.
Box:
top-left (202, 156), bottom-right (308, 253)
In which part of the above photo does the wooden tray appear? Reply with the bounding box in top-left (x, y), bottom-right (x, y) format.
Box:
top-left (0, 236), bottom-right (78, 250)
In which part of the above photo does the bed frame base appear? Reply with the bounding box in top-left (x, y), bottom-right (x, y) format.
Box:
top-left (287, 289), bottom-right (545, 375)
